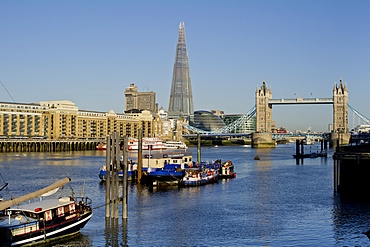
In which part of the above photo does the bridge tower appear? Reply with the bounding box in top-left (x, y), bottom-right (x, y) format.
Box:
top-left (255, 81), bottom-right (272, 132)
top-left (333, 78), bottom-right (348, 133)
top-left (252, 81), bottom-right (275, 148)
top-left (331, 78), bottom-right (350, 146)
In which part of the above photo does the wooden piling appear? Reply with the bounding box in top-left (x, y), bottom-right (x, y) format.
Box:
top-left (105, 132), bottom-right (126, 219)
top-left (105, 135), bottom-right (111, 218)
top-left (197, 133), bottom-right (201, 165)
top-left (122, 136), bottom-right (128, 219)
top-left (296, 139), bottom-right (300, 157)
top-left (110, 133), bottom-right (116, 218)
top-left (300, 140), bottom-right (304, 155)
top-left (114, 132), bottom-right (120, 219)
top-left (138, 129), bottom-right (143, 183)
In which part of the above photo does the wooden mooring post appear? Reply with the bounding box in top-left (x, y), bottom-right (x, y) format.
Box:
top-left (137, 129), bottom-right (143, 183)
top-left (197, 133), bottom-right (201, 165)
top-left (105, 131), bottom-right (128, 219)
top-left (122, 136), bottom-right (128, 219)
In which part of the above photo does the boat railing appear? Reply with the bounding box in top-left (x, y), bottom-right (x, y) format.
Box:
top-left (74, 196), bottom-right (92, 208)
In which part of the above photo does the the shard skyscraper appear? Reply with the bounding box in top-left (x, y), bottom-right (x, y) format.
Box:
top-left (168, 22), bottom-right (194, 119)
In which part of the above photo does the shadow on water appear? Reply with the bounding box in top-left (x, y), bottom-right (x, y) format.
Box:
top-left (332, 196), bottom-right (370, 244)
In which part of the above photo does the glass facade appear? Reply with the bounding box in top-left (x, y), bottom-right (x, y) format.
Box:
top-left (189, 111), bottom-right (226, 132)
top-left (223, 115), bottom-right (256, 133)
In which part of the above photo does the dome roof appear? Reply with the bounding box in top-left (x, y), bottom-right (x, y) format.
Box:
top-left (190, 110), bottom-right (225, 131)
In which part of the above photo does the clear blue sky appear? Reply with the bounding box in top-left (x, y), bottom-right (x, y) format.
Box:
top-left (1, 0), bottom-right (369, 132)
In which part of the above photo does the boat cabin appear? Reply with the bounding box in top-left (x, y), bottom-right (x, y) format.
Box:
top-left (141, 150), bottom-right (193, 169)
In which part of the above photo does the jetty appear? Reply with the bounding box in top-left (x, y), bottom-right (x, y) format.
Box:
top-left (293, 139), bottom-right (328, 159)
top-left (0, 139), bottom-right (102, 152)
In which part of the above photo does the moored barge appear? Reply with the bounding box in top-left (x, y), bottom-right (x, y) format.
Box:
top-left (0, 178), bottom-right (92, 246)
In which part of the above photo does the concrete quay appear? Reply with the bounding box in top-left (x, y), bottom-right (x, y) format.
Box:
top-left (330, 132), bottom-right (351, 148)
top-left (251, 133), bottom-right (276, 148)
top-left (333, 144), bottom-right (370, 201)
top-left (0, 139), bottom-right (103, 152)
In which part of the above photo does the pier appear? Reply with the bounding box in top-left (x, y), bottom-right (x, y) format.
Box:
top-left (0, 139), bottom-right (103, 152)
top-left (293, 139), bottom-right (328, 159)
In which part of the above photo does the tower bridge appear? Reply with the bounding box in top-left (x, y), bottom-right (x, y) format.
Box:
top-left (253, 78), bottom-right (349, 147)
top-left (183, 78), bottom-right (354, 148)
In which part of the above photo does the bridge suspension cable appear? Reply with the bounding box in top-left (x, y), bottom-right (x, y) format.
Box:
top-left (347, 104), bottom-right (370, 125)
top-left (182, 106), bottom-right (256, 134)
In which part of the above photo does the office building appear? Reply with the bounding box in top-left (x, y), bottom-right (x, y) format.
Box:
top-left (124, 83), bottom-right (156, 115)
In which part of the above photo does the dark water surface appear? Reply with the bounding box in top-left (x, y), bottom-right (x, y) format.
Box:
top-left (1, 144), bottom-right (370, 246)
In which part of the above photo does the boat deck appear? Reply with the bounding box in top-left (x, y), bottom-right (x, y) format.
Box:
top-left (8, 197), bottom-right (74, 214)
top-left (0, 214), bottom-right (38, 227)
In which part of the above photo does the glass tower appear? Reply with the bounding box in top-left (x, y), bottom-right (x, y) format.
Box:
top-left (168, 22), bottom-right (194, 119)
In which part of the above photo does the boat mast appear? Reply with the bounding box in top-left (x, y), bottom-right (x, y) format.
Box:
top-left (0, 177), bottom-right (71, 211)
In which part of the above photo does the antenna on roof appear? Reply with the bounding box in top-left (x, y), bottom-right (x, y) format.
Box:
top-left (0, 80), bottom-right (16, 103)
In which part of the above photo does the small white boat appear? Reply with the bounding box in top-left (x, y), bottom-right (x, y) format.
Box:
top-left (219, 161), bottom-right (236, 179)
top-left (164, 141), bottom-right (188, 149)
top-left (128, 138), bottom-right (166, 150)
top-left (128, 138), bottom-right (187, 150)
top-left (304, 135), bottom-right (315, 145)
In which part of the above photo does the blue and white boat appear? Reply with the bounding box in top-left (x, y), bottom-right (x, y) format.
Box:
top-left (143, 164), bottom-right (184, 185)
top-left (99, 161), bottom-right (137, 181)
top-left (181, 167), bottom-right (219, 186)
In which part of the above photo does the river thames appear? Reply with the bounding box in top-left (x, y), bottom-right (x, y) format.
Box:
top-left (1, 144), bottom-right (370, 246)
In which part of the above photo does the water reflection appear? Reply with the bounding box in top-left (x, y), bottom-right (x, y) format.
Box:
top-left (332, 199), bottom-right (370, 245)
top-left (253, 150), bottom-right (275, 242)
